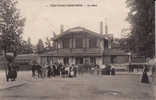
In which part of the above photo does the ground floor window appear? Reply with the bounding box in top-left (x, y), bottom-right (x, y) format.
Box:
top-left (90, 57), bottom-right (96, 64)
top-left (47, 56), bottom-right (51, 64)
top-left (103, 56), bottom-right (111, 64)
top-left (63, 57), bottom-right (69, 65)
top-left (76, 57), bottom-right (83, 65)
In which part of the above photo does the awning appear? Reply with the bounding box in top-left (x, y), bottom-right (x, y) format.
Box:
top-left (130, 63), bottom-right (148, 65)
top-left (41, 53), bottom-right (103, 57)
top-left (148, 57), bottom-right (156, 65)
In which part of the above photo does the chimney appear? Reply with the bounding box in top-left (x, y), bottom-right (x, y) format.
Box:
top-left (100, 21), bottom-right (103, 34)
top-left (105, 23), bottom-right (108, 34)
top-left (105, 18), bottom-right (108, 34)
top-left (60, 24), bottom-right (64, 33)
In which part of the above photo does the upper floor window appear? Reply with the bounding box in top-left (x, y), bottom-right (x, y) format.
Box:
top-left (75, 38), bottom-right (83, 48)
top-left (89, 38), bottom-right (97, 48)
top-left (104, 39), bottom-right (109, 48)
top-left (62, 39), bottom-right (70, 48)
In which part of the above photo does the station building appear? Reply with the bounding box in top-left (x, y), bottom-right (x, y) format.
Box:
top-left (39, 23), bottom-right (131, 66)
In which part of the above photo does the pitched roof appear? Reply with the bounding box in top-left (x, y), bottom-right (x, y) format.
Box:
top-left (52, 26), bottom-right (105, 40)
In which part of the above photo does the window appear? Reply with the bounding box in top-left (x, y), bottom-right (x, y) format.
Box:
top-left (89, 38), bottom-right (97, 48)
top-left (75, 38), bottom-right (83, 48)
top-left (76, 57), bottom-right (83, 64)
top-left (63, 57), bottom-right (69, 65)
top-left (62, 39), bottom-right (70, 48)
top-left (104, 39), bottom-right (109, 48)
top-left (90, 57), bottom-right (96, 64)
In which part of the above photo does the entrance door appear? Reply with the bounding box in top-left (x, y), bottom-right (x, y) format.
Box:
top-left (90, 57), bottom-right (96, 64)
top-left (76, 57), bottom-right (83, 65)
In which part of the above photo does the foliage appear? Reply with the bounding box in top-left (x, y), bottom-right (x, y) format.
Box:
top-left (125, 0), bottom-right (155, 57)
top-left (0, 0), bottom-right (25, 62)
top-left (26, 37), bottom-right (34, 53)
top-left (36, 38), bottom-right (45, 54)
top-left (18, 37), bottom-right (34, 54)
top-left (45, 37), bottom-right (52, 51)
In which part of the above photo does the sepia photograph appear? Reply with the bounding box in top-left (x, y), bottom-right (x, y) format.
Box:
top-left (0, 0), bottom-right (155, 100)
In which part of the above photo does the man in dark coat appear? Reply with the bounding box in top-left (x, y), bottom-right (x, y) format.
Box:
top-left (111, 68), bottom-right (116, 75)
top-left (47, 65), bottom-right (52, 78)
top-left (32, 64), bottom-right (36, 78)
top-left (141, 65), bottom-right (149, 83)
top-left (73, 65), bottom-right (77, 77)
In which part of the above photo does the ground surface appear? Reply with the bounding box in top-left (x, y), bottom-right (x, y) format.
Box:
top-left (0, 71), bottom-right (154, 100)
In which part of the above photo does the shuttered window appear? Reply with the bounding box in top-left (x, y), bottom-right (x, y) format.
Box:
top-left (75, 38), bottom-right (83, 48)
top-left (89, 38), bottom-right (97, 48)
top-left (62, 39), bottom-right (70, 48)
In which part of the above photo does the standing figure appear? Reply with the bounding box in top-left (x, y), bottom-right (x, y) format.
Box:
top-left (32, 63), bottom-right (36, 78)
top-left (6, 63), bottom-right (17, 81)
top-left (69, 66), bottom-right (74, 78)
top-left (152, 66), bottom-right (155, 77)
top-left (152, 66), bottom-right (156, 83)
top-left (42, 63), bottom-right (48, 78)
top-left (52, 64), bottom-right (57, 77)
top-left (61, 66), bottom-right (66, 78)
top-left (111, 68), bottom-right (116, 75)
top-left (47, 65), bottom-right (52, 78)
top-left (73, 65), bottom-right (77, 77)
top-left (65, 65), bottom-right (69, 78)
top-left (96, 64), bottom-right (100, 76)
top-left (36, 64), bottom-right (42, 78)
top-left (141, 65), bottom-right (149, 83)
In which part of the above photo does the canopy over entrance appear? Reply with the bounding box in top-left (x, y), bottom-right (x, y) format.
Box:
top-left (148, 57), bottom-right (156, 66)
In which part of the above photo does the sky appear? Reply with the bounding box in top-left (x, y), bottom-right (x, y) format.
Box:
top-left (17, 0), bottom-right (130, 45)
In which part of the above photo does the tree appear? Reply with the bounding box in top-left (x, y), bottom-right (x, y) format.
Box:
top-left (36, 39), bottom-right (45, 54)
top-left (45, 37), bottom-right (52, 51)
top-left (0, 0), bottom-right (25, 61)
top-left (25, 37), bottom-right (33, 54)
top-left (0, 0), bottom-right (25, 81)
top-left (126, 0), bottom-right (155, 57)
top-left (18, 38), bottom-right (33, 54)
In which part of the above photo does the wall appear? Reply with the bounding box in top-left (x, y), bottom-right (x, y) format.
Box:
top-left (103, 55), bottom-right (130, 64)
top-left (96, 57), bottom-right (103, 65)
top-left (58, 57), bottom-right (63, 64)
top-left (69, 57), bottom-right (76, 65)
top-left (103, 56), bottom-right (111, 64)
top-left (114, 56), bottom-right (129, 64)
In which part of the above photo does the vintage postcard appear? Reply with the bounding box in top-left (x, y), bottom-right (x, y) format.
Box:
top-left (0, 0), bottom-right (155, 100)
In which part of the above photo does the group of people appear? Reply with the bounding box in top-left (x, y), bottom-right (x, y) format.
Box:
top-left (32, 63), bottom-right (78, 79)
top-left (101, 64), bottom-right (116, 75)
top-left (32, 63), bottom-right (117, 79)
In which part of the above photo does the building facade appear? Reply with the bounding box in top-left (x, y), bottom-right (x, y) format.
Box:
top-left (39, 26), bottom-right (130, 66)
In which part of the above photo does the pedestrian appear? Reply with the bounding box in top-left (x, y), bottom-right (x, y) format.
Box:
top-left (69, 66), bottom-right (74, 78)
top-left (52, 64), bottom-right (57, 77)
top-left (47, 65), bottom-right (52, 78)
top-left (61, 66), bottom-right (66, 78)
top-left (105, 64), bottom-right (111, 75)
top-left (37, 64), bottom-right (42, 78)
top-left (111, 68), bottom-right (116, 75)
top-left (32, 63), bottom-right (36, 78)
top-left (73, 64), bottom-right (77, 77)
top-left (96, 64), bottom-right (100, 76)
top-left (141, 65), bottom-right (149, 84)
top-left (77, 64), bottom-right (81, 75)
top-left (152, 66), bottom-right (155, 77)
top-left (151, 65), bottom-right (156, 83)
